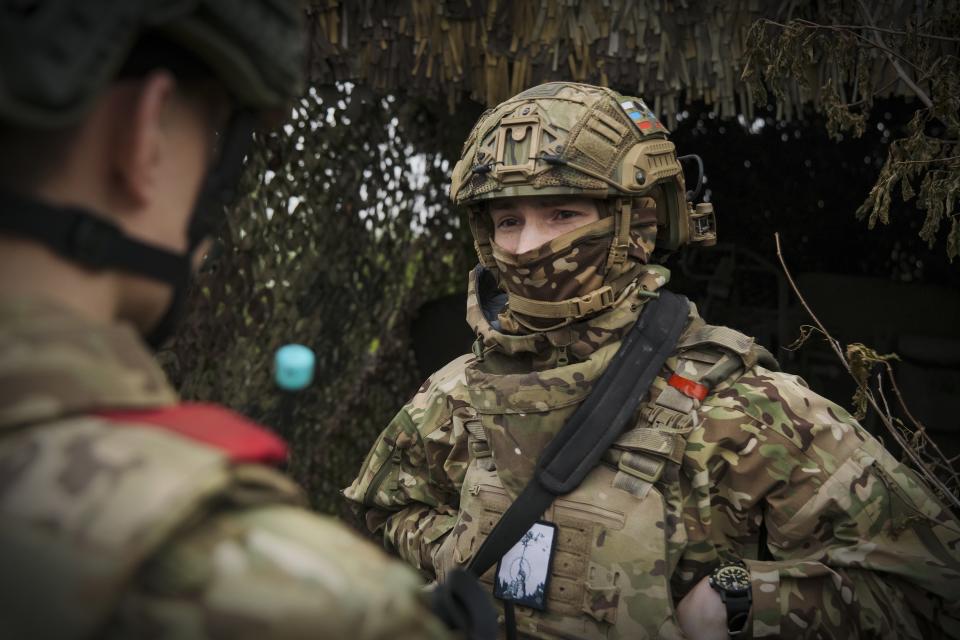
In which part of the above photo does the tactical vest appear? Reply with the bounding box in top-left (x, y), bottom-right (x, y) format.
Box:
top-left (436, 320), bottom-right (777, 639)
top-left (0, 405), bottom-right (302, 640)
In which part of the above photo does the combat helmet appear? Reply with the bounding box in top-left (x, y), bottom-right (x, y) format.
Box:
top-left (0, 0), bottom-right (304, 128)
top-left (451, 82), bottom-right (716, 329)
top-left (0, 0), bottom-right (305, 345)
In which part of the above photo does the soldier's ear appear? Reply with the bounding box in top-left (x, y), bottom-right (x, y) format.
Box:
top-left (111, 70), bottom-right (176, 209)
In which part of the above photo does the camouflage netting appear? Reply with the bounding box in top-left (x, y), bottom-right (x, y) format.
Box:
top-left (162, 89), bottom-right (479, 511)
top-left (304, 0), bottom-right (946, 125)
top-left (164, 0), bottom-right (959, 513)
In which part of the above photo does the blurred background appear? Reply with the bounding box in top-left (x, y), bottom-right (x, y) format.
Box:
top-left (159, 0), bottom-right (960, 514)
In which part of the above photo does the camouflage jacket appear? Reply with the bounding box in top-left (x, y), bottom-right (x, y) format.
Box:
top-left (0, 297), bottom-right (452, 640)
top-left (345, 266), bottom-right (960, 639)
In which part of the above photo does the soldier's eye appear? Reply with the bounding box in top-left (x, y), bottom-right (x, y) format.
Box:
top-left (555, 209), bottom-right (582, 221)
top-left (495, 217), bottom-right (520, 229)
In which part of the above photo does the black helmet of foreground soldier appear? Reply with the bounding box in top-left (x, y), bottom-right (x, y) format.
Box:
top-left (0, 0), bottom-right (304, 346)
top-left (450, 82), bottom-right (717, 331)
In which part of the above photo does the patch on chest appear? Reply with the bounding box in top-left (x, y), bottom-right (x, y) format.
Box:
top-left (493, 521), bottom-right (558, 611)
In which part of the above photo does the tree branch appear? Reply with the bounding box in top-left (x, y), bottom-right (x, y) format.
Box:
top-left (760, 18), bottom-right (925, 74)
top-left (817, 23), bottom-right (960, 43)
top-left (856, 0), bottom-right (934, 109)
top-left (757, 17), bottom-right (960, 43)
top-left (894, 155), bottom-right (960, 165)
top-left (774, 232), bottom-right (960, 511)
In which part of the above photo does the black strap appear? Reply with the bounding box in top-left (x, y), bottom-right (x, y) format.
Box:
top-left (430, 568), bottom-right (499, 640)
top-left (0, 110), bottom-right (256, 287)
top-left (0, 111), bottom-right (256, 350)
top-left (468, 289), bottom-right (690, 578)
top-left (722, 590), bottom-right (752, 635)
top-left (503, 600), bottom-right (518, 640)
top-left (188, 110), bottom-right (256, 248)
top-left (0, 189), bottom-right (189, 286)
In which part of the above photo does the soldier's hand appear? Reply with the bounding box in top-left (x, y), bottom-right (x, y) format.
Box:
top-left (676, 576), bottom-right (728, 640)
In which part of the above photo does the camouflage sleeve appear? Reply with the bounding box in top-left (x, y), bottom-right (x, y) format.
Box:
top-left (343, 355), bottom-right (472, 575)
top-left (700, 367), bottom-right (960, 639)
top-left (107, 503), bottom-right (454, 640)
top-left (381, 502), bottom-right (461, 574)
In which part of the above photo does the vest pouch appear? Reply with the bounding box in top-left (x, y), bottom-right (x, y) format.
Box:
top-left (449, 456), bottom-right (686, 638)
top-left (582, 582), bottom-right (619, 624)
top-left (433, 464), bottom-right (508, 584)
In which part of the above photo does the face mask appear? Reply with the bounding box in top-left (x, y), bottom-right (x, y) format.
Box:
top-left (492, 216), bottom-right (612, 305)
top-left (487, 200), bottom-right (658, 331)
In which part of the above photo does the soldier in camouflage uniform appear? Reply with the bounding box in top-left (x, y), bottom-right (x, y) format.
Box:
top-left (345, 82), bottom-right (960, 639)
top-left (0, 2), bottom-right (459, 638)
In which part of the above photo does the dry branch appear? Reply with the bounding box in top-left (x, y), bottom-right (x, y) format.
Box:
top-left (774, 233), bottom-right (960, 512)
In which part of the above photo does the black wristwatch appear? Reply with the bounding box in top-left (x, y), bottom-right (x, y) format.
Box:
top-left (707, 560), bottom-right (752, 636)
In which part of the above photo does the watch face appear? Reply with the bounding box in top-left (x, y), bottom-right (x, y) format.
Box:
top-left (711, 565), bottom-right (751, 595)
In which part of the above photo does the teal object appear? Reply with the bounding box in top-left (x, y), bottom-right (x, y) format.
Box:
top-left (274, 344), bottom-right (315, 391)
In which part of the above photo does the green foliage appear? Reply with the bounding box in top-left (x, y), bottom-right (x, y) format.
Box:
top-left (742, 0), bottom-right (960, 260)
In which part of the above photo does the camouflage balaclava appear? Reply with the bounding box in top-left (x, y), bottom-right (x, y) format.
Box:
top-left (450, 82), bottom-right (716, 331)
top-left (488, 197), bottom-right (659, 331)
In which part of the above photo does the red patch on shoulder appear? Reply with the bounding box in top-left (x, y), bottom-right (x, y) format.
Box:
top-left (667, 373), bottom-right (709, 402)
top-left (98, 403), bottom-right (287, 465)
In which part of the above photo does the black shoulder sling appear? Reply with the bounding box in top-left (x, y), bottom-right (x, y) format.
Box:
top-left (466, 290), bottom-right (690, 637)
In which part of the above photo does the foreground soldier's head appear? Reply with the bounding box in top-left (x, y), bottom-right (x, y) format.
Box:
top-left (0, 0), bottom-right (304, 345)
top-left (0, 8), bottom-right (498, 639)
top-left (451, 81), bottom-right (717, 332)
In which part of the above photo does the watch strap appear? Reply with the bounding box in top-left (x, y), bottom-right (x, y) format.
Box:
top-left (720, 590), bottom-right (751, 636)
top-left (709, 561), bottom-right (752, 637)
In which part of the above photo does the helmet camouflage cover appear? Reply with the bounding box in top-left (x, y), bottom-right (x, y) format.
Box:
top-left (450, 82), bottom-right (716, 329)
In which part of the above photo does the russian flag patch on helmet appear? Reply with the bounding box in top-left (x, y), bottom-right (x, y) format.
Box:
top-left (620, 99), bottom-right (665, 133)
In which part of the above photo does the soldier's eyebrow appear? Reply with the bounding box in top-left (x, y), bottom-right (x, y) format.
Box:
top-left (488, 197), bottom-right (592, 213)
top-left (538, 197), bottom-right (591, 209)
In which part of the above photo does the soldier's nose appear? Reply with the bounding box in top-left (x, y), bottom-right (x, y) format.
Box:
top-left (516, 227), bottom-right (549, 254)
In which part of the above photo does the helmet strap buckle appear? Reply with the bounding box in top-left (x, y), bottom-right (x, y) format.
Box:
top-left (604, 198), bottom-right (632, 272)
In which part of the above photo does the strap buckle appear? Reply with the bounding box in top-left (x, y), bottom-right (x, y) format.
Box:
top-left (572, 286), bottom-right (614, 317)
top-left (606, 242), bottom-right (628, 268)
top-left (604, 198), bottom-right (632, 269)
top-left (617, 451), bottom-right (665, 483)
top-left (469, 439), bottom-right (492, 458)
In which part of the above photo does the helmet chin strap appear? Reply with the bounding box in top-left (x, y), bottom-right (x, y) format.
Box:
top-left (0, 111), bottom-right (255, 349)
top-left (145, 110), bottom-right (256, 349)
top-left (143, 254), bottom-right (191, 349)
top-left (0, 189), bottom-right (192, 286)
